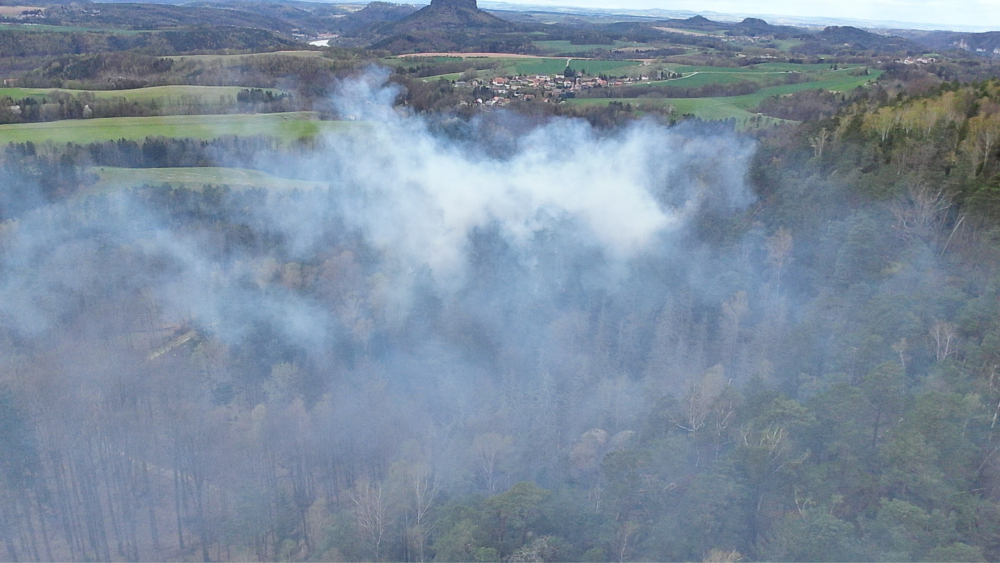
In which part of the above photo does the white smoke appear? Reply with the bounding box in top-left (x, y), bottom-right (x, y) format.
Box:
top-left (263, 68), bottom-right (756, 293)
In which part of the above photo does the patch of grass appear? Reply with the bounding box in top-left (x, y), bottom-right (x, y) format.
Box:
top-left (0, 112), bottom-right (355, 145)
top-left (512, 58), bottom-right (570, 75)
top-left (87, 166), bottom-right (327, 192)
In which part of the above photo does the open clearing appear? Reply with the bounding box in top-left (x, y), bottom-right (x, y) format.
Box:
top-left (88, 166), bottom-right (328, 191)
top-left (0, 112), bottom-right (356, 145)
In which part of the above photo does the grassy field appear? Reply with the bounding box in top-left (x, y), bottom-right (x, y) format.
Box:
top-left (87, 166), bottom-right (328, 192)
top-left (0, 112), bottom-right (355, 145)
top-left (0, 85), bottom-right (285, 105)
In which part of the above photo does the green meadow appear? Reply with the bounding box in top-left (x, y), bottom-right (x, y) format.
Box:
top-left (0, 112), bottom-right (355, 145)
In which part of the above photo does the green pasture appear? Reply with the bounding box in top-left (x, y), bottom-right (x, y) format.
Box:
top-left (0, 112), bottom-right (354, 145)
top-left (511, 58), bottom-right (570, 75)
top-left (0, 85), bottom-right (285, 105)
top-left (88, 166), bottom-right (327, 192)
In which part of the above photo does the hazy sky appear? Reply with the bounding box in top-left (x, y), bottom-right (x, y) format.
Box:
top-left (488, 0), bottom-right (1000, 30)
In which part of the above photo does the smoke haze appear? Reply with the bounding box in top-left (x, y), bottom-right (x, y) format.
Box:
top-left (0, 68), bottom-right (761, 560)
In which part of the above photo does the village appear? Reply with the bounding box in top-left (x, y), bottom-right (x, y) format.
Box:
top-left (455, 71), bottom-right (656, 107)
